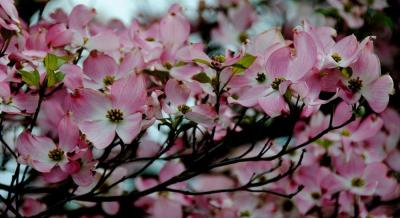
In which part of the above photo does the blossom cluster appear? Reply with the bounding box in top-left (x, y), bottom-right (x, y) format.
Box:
top-left (0, 0), bottom-right (398, 217)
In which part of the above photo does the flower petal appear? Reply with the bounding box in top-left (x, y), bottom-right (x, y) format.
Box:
top-left (116, 113), bottom-right (142, 144)
top-left (363, 75), bottom-right (394, 113)
top-left (79, 120), bottom-right (116, 149)
top-left (258, 92), bottom-right (289, 118)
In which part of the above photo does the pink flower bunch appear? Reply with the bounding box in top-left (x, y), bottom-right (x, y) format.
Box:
top-left (0, 1), bottom-right (397, 217)
top-left (182, 104), bottom-right (399, 218)
top-left (327, 0), bottom-right (388, 28)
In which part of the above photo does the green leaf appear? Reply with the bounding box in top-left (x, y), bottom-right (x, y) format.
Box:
top-left (192, 58), bottom-right (210, 66)
top-left (192, 72), bottom-right (211, 83)
top-left (44, 54), bottom-right (68, 72)
top-left (20, 70), bottom-right (40, 87)
top-left (369, 10), bottom-right (395, 30)
top-left (315, 8), bottom-right (339, 18)
top-left (231, 54), bottom-right (257, 74)
top-left (46, 71), bottom-right (65, 87)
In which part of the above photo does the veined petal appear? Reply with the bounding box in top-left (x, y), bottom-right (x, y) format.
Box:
top-left (79, 120), bottom-right (116, 149)
top-left (330, 34), bottom-right (359, 67)
top-left (58, 115), bottom-right (79, 152)
top-left (165, 79), bottom-right (190, 106)
top-left (83, 52), bottom-right (118, 83)
top-left (86, 31), bottom-right (120, 52)
top-left (116, 113), bottom-right (142, 144)
top-left (351, 115), bottom-right (383, 142)
top-left (351, 48), bottom-right (380, 85)
top-left (159, 4), bottom-right (190, 49)
top-left (111, 74), bottom-right (147, 114)
top-left (258, 92), bottom-right (289, 118)
top-left (68, 89), bottom-right (111, 121)
top-left (363, 75), bottom-right (394, 113)
top-left (287, 31), bottom-right (317, 81)
top-left (266, 47), bottom-right (290, 79)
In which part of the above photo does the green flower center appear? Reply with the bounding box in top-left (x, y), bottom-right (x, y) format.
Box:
top-left (177, 104), bottom-right (191, 114)
top-left (311, 192), bottom-right (321, 200)
top-left (271, 77), bottom-right (285, 90)
top-left (106, 109), bottom-right (124, 123)
top-left (238, 32), bottom-right (249, 43)
top-left (331, 53), bottom-right (342, 63)
top-left (239, 210), bottom-right (251, 218)
top-left (48, 148), bottom-right (65, 162)
top-left (348, 77), bottom-right (363, 93)
top-left (211, 55), bottom-right (226, 63)
top-left (351, 177), bottom-right (365, 187)
top-left (256, 72), bottom-right (266, 83)
top-left (103, 75), bottom-right (115, 86)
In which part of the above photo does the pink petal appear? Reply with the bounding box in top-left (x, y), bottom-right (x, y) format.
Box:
top-left (58, 115), bottom-right (79, 152)
top-left (86, 32), bottom-right (120, 52)
top-left (32, 160), bottom-right (56, 173)
top-left (331, 34), bottom-right (359, 66)
top-left (46, 24), bottom-right (73, 47)
top-left (387, 150), bottom-right (400, 172)
top-left (116, 113), bottom-right (142, 144)
top-left (332, 102), bottom-right (353, 126)
top-left (334, 155), bottom-right (365, 178)
top-left (79, 120), bottom-right (116, 149)
top-left (287, 31), bottom-right (317, 81)
top-left (72, 161), bottom-right (96, 187)
top-left (68, 5), bottom-right (96, 31)
top-left (153, 198), bottom-right (183, 218)
top-left (118, 50), bottom-right (144, 75)
top-left (111, 75), bottom-right (147, 114)
top-left (159, 161), bottom-right (185, 183)
top-left (265, 46), bottom-right (290, 79)
top-left (258, 92), bottom-right (289, 118)
top-left (0, 0), bottom-right (19, 23)
top-left (228, 86), bottom-right (272, 107)
top-left (16, 132), bottom-right (55, 161)
top-left (290, 81), bottom-right (309, 98)
top-left (351, 48), bottom-right (380, 85)
top-left (246, 28), bottom-right (284, 55)
top-left (83, 52), bottom-right (118, 82)
top-left (68, 89), bottom-right (111, 121)
top-left (351, 115), bottom-right (383, 142)
top-left (43, 167), bottom-right (69, 183)
top-left (185, 104), bottom-right (217, 127)
top-left (176, 43), bottom-right (211, 62)
top-left (59, 64), bottom-right (84, 90)
top-left (159, 4), bottom-right (190, 49)
top-left (165, 79), bottom-right (190, 106)
top-left (363, 75), bottom-right (393, 113)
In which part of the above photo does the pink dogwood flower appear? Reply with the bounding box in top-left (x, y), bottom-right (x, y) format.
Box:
top-left (338, 37), bottom-right (394, 112)
top-left (323, 155), bottom-right (391, 196)
top-left (16, 116), bottom-right (79, 173)
top-left (0, 0), bottom-right (21, 32)
top-left (70, 74), bottom-right (146, 149)
top-left (258, 30), bottom-right (317, 117)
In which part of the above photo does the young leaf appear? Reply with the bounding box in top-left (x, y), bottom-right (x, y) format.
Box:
top-left (231, 54), bottom-right (257, 74)
top-left (192, 72), bottom-right (211, 83)
top-left (44, 54), bottom-right (68, 72)
top-left (20, 70), bottom-right (40, 87)
top-left (46, 71), bottom-right (65, 87)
